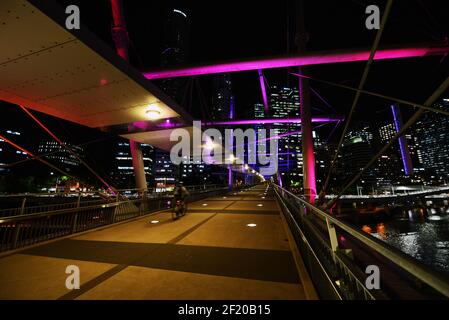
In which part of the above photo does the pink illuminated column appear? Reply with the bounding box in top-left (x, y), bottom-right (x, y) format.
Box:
top-left (110, 0), bottom-right (147, 192)
top-left (297, 0), bottom-right (316, 204)
top-left (228, 96), bottom-right (235, 188)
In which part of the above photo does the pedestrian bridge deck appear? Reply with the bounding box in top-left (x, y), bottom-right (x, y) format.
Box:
top-left (0, 185), bottom-right (316, 300)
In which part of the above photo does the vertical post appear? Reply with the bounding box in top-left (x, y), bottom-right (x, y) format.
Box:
top-left (13, 198), bottom-right (26, 248)
top-left (20, 198), bottom-right (26, 215)
top-left (326, 218), bottom-right (339, 257)
top-left (228, 95), bottom-right (235, 189)
top-left (258, 69), bottom-right (270, 117)
top-left (110, 0), bottom-right (147, 192)
top-left (72, 212), bottom-right (78, 234)
top-left (296, 0), bottom-right (316, 204)
top-left (129, 140), bottom-right (147, 192)
top-left (391, 104), bottom-right (413, 176)
top-left (258, 69), bottom-right (275, 187)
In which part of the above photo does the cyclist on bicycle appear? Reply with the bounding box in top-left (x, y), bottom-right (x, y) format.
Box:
top-left (173, 181), bottom-right (189, 215)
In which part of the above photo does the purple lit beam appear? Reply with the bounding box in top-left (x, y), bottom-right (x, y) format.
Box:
top-left (143, 45), bottom-right (449, 79)
top-left (258, 70), bottom-right (270, 116)
top-left (204, 116), bottom-right (344, 126)
top-left (391, 104), bottom-right (413, 176)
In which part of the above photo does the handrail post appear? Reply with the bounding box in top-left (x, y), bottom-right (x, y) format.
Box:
top-left (20, 197), bottom-right (26, 215)
top-left (72, 212), bottom-right (78, 234)
top-left (326, 217), bottom-right (339, 259)
top-left (12, 198), bottom-right (27, 249)
top-left (12, 223), bottom-right (20, 249)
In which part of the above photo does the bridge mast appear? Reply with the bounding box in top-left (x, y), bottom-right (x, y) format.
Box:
top-left (296, 0), bottom-right (317, 203)
top-left (110, 0), bottom-right (148, 192)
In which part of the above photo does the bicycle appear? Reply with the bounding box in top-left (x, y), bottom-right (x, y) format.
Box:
top-left (172, 198), bottom-right (187, 220)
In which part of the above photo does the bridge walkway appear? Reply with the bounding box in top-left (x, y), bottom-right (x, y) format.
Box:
top-left (0, 185), bottom-right (317, 300)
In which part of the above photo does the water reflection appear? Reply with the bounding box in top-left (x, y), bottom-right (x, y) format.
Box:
top-left (368, 215), bottom-right (449, 275)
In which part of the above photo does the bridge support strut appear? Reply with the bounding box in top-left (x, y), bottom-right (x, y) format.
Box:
top-left (296, 0), bottom-right (317, 204)
top-left (110, 0), bottom-right (147, 192)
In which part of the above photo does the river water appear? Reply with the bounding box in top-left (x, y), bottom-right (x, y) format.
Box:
top-left (366, 212), bottom-right (449, 276)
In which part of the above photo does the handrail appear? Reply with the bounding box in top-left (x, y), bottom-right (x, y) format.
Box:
top-left (274, 186), bottom-right (343, 299)
top-left (0, 200), bottom-right (125, 223)
top-left (273, 183), bottom-right (449, 298)
top-left (0, 184), bottom-right (230, 253)
top-left (0, 184), bottom-right (227, 197)
top-left (0, 185), bottom-right (229, 224)
top-left (0, 184), bottom-right (229, 218)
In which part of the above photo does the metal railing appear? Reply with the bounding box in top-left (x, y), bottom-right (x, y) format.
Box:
top-left (272, 183), bottom-right (449, 300)
top-left (0, 184), bottom-right (225, 218)
top-left (0, 184), bottom-right (228, 253)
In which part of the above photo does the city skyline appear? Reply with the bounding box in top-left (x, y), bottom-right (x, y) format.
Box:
top-left (0, 0), bottom-right (449, 304)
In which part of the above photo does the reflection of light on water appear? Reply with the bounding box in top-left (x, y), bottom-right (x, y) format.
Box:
top-left (376, 223), bottom-right (386, 240)
top-left (365, 205), bottom-right (449, 274)
top-left (362, 225), bottom-right (372, 234)
top-left (436, 241), bottom-right (449, 248)
top-left (394, 232), bottom-right (420, 258)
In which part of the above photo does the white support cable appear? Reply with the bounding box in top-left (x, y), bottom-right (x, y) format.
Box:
top-left (326, 75), bottom-right (449, 208)
top-left (321, 0), bottom-right (395, 197)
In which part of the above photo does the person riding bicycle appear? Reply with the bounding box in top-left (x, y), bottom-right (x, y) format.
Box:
top-left (173, 181), bottom-right (189, 215)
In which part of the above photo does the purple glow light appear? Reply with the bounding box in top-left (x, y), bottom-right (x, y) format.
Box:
top-left (132, 121), bottom-right (148, 130)
top-left (204, 116), bottom-right (343, 126)
top-left (143, 46), bottom-right (448, 79)
top-left (258, 70), bottom-right (269, 115)
top-left (391, 104), bottom-right (413, 176)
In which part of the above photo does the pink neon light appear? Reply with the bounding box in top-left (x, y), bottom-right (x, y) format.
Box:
top-left (204, 117), bottom-right (343, 126)
top-left (143, 46), bottom-right (448, 79)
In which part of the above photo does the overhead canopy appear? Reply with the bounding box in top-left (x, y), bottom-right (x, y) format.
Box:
top-left (122, 127), bottom-right (194, 152)
top-left (0, 0), bottom-right (192, 130)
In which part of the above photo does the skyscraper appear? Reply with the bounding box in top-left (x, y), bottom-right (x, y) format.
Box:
top-left (153, 7), bottom-right (191, 187)
top-left (414, 99), bottom-right (449, 184)
top-left (376, 121), bottom-right (425, 186)
top-left (259, 85), bottom-right (325, 189)
top-left (112, 140), bottom-right (153, 189)
top-left (211, 74), bottom-right (234, 121)
top-left (37, 141), bottom-right (84, 172)
top-left (341, 125), bottom-right (376, 193)
top-left (269, 86), bottom-right (302, 186)
top-left (160, 7), bottom-right (190, 102)
top-left (0, 129), bottom-right (27, 174)
top-left (376, 122), bottom-right (404, 187)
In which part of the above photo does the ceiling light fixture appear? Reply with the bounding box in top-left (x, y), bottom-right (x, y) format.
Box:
top-left (145, 104), bottom-right (161, 119)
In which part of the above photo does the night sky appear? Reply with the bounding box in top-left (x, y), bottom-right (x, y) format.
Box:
top-left (2, 0), bottom-right (448, 172)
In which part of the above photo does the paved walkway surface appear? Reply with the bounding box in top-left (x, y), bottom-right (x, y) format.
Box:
top-left (0, 185), bottom-right (315, 300)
